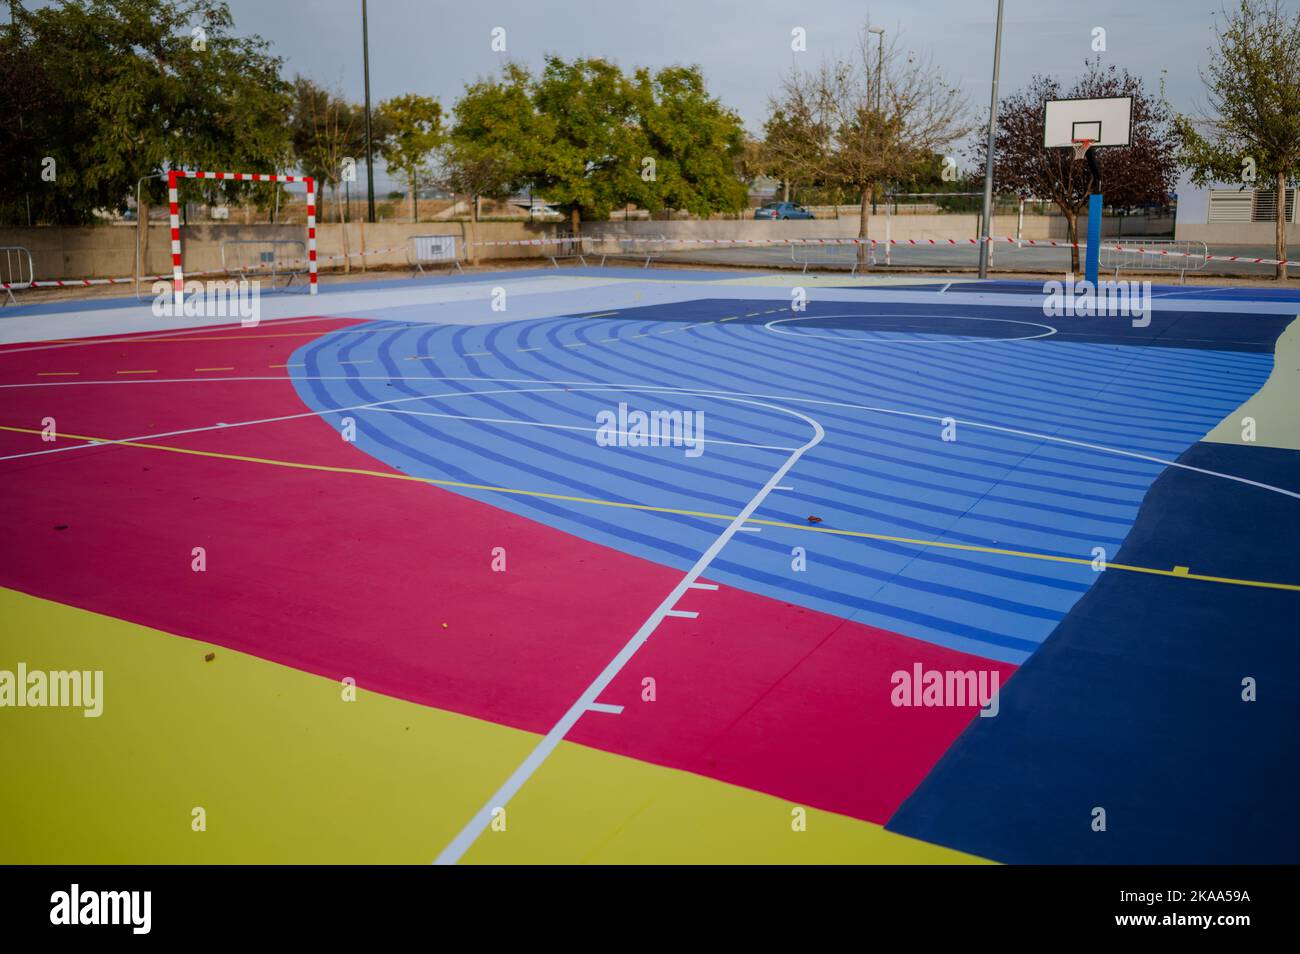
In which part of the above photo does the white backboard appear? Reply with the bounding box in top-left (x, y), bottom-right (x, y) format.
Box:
top-left (1043, 96), bottom-right (1133, 149)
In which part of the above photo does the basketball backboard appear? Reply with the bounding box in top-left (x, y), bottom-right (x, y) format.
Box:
top-left (1042, 96), bottom-right (1133, 149)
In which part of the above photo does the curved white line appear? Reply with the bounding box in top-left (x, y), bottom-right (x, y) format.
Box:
top-left (2, 370), bottom-right (1294, 501)
top-left (765, 311), bottom-right (1059, 344)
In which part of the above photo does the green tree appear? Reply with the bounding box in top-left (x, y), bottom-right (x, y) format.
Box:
top-left (2, 0), bottom-right (290, 227)
top-left (1176, 0), bottom-right (1300, 279)
top-left (447, 57), bottom-right (749, 232)
top-left (759, 85), bottom-right (831, 203)
top-left (443, 64), bottom-right (537, 221)
top-left (0, 7), bottom-right (51, 225)
top-left (375, 93), bottom-right (444, 222)
top-left (634, 65), bottom-right (748, 217)
top-left (529, 56), bottom-right (651, 234)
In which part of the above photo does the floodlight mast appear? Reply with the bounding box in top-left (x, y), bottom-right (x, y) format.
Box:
top-left (977, 0), bottom-right (1005, 279)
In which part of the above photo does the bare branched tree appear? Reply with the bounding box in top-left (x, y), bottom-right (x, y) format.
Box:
top-left (765, 23), bottom-right (969, 264)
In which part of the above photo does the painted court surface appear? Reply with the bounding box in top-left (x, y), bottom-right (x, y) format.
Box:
top-left (1, 269), bottom-right (1297, 864)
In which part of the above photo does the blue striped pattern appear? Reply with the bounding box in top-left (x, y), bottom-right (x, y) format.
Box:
top-left (288, 301), bottom-right (1273, 664)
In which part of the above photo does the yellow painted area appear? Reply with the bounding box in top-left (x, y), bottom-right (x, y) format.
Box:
top-left (461, 740), bottom-right (986, 865)
top-left (1205, 315), bottom-right (1300, 450)
top-left (0, 588), bottom-right (982, 864)
top-left (3, 421), bottom-right (1297, 593)
top-left (0, 588), bottom-right (535, 863)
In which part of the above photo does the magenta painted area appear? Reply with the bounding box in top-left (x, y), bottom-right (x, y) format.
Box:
top-left (0, 317), bottom-right (1014, 822)
top-left (570, 588), bottom-right (1016, 822)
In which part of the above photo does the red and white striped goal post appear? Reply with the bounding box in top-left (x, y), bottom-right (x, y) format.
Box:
top-left (168, 170), bottom-right (316, 310)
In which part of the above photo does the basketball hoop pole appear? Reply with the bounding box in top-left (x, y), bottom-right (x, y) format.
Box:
top-left (1046, 97), bottom-right (1131, 286)
top-left (1078, 141), bottom-right (1103, 285)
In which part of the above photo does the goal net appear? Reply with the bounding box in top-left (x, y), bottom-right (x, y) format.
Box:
top-left (168, 170), bottom-right (317, 309)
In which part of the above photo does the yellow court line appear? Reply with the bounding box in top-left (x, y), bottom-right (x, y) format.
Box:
top-left (37, 372), bottom-right (78, 377)
top-left (0, 422), bottom-right (1296, 594)
top-left (194, 367), bottom-right (234, 372)
top-left (115, 369), bottom-right (156, 375)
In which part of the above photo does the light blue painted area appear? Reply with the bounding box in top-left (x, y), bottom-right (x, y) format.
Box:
top-left (288, 299), bottom-right (1276, 664)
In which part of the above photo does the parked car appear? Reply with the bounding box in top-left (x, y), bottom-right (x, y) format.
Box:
top-left (754, 201), bottom-right (815, 220)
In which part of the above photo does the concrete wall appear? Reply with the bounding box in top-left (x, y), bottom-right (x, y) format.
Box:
top-left (0, 220), bottom-right (561, 281)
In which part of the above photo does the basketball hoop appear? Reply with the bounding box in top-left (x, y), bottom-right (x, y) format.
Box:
top-left (1071, 138), bottom-right (1095, 161)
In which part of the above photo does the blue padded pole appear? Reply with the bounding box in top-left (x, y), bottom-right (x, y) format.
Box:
top-left (1085, 192), bottom-right (1103, 285)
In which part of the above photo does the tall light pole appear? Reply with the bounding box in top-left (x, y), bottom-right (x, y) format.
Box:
top-left (977, 0), bottom-right (1005, 279)
top-left (869, 27), bottom-right (885, 215)
top-left (869, 26), bottom-right (885, 110)
top-left (361, 0), bottom-right (376, 223)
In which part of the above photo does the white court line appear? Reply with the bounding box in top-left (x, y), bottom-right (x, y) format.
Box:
top-left (1, 381), bottom-right (792, 463)
top-left (665, 609), bottom-right (700, 618)
top-left (0, 387), bottom-right (513, 463)
top-left (0, 381), bottom-right (674, 463)
top-left (3, 370), bottom-right (1296, 502)
top-left (586, 702), bottom-right (624, 715)
top-left (688, 582), bottom-right (719, 590)
top-left (431, 395), bottom-right (825, 865)
top-left (766, 312), bottom-right (1058, 345)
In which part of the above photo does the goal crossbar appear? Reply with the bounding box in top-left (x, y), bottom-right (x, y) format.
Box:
top-left (168, 170), bottom-right (317, 309)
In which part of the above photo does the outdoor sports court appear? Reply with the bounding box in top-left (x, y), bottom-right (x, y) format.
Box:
top-left (2, 266), bottom-right (1298, 864)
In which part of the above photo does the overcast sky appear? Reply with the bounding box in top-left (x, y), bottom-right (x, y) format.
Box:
top-left (221, 0), bottom-right (1243, 190)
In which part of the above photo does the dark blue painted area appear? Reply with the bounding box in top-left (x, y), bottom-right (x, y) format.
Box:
top-left (758, 297), bottom-right (1293, 352)
top-left (936, 279), bottom-right (1300, 303)
top-left (887, 440), bottom-right (1300, 863)
top-left (838, 280), bottom-right (1300, 308)
top-left (288, 299), bottom-right (1275, 665)
top-left (1150, 284), bottom-right (1300, 302)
